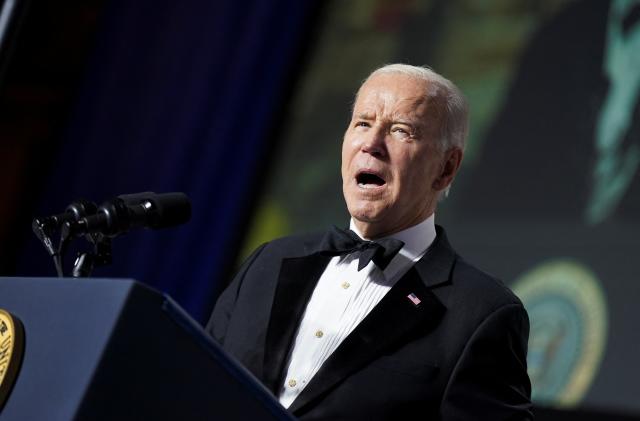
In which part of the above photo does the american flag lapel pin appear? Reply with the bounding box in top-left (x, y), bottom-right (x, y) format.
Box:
top-left (407, 292), bottom-right (421, 306)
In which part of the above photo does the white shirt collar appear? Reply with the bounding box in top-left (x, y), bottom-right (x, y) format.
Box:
top-left (349, 214), bottom-right (437, 263)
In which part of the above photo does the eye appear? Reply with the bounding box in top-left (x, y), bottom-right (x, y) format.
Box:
top-left (391, 126), bottom-right (412, 140)
top-left (354, 121), bottom-right (370, 129)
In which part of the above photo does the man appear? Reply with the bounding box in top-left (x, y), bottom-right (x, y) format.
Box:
top-left (207, 64), bottom-right (532, 420)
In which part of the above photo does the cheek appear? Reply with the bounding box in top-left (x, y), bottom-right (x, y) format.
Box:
top-left (394, 151), bottom-right (435, 195)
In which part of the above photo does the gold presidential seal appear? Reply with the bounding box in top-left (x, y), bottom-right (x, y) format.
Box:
top-left (0, 309), bottom-right (24, 411)
top-left (512, 259), bottom-right (608, 408)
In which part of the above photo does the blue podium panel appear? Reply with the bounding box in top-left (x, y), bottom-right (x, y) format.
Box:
top-left (0, 278), bottom-right (294, 421)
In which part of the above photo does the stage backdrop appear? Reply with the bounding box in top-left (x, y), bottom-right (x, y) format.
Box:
top-left (243, 0), bottom-right (640, 416)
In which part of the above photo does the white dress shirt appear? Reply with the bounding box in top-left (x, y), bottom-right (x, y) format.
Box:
top-left (278, 215), bottom-right (437, 408)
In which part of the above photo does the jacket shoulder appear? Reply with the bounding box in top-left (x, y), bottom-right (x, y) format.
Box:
top-left (258, 230), bottom-right (326, 258)
top-left (451, 256), bottom-right (524, 310)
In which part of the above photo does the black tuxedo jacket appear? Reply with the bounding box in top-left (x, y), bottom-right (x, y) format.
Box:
top-left (206, 226), bottom-right (532, 420)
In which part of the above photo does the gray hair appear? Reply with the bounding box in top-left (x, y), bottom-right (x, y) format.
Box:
top-left (365, 63), bottom-right (469, 151)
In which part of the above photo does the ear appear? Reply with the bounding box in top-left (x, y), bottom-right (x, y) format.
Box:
top-left (432, 147), bottom-right (463, 191)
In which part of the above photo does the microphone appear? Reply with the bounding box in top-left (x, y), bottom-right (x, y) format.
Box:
top-left (32, 200), bottom-right (97, 255)
top-left (67, 192), bottom-right (191, 237)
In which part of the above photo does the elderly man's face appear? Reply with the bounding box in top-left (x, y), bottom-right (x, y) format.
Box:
top-left (341, 72), bottom-right (461, 239)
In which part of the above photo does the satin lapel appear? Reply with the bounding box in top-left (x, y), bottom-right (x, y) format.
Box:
top-left (263, 253), bottom-right (331, 394)
top-left (288, 266), bottom-right (447, 414)
top-left (414, 225), bottom-right (456, 288)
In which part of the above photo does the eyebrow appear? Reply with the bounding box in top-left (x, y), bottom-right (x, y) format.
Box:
top-left (354, 112), bottom-right (420, 130)
top-left (355, 112), bottom-right (375, 119)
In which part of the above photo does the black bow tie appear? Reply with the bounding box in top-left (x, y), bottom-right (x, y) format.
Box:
top-left (319, 226), bottom-right (405, 271)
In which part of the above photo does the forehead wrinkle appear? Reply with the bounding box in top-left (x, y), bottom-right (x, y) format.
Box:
top-left (356, 92), bottom-right (428, 125)
top-left (389, 95), bottom-right (428, 124)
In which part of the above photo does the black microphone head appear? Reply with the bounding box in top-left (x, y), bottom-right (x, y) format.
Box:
top-left (70, 192), bottom-right (191, 237)
top-left (116, 192), bottom-right (192, 229)
top-left (117, 192), bottom-right (156, 205)
top-left (148, 192), bottom-right (191, 229)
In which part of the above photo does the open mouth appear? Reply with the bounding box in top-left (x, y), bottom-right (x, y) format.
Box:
top-left (356, 171), bottom-right (386, 188)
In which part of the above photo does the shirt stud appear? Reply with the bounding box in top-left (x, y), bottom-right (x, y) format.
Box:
top-left (315, 330), bottom-right (324, 338)
top-left (341, 281), bottom-right (350, 289)
top-left (288, 379), bottom-right (297, 387)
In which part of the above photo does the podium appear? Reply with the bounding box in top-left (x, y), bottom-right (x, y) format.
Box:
top-left (0, 277), bottom-right (295, 421)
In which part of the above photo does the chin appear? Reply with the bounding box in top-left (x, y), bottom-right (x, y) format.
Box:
top-left (347, 200), bottom-right (388, 224)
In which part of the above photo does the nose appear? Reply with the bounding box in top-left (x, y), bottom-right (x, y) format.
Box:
top-left (361, 127), bottom-right (387, 158)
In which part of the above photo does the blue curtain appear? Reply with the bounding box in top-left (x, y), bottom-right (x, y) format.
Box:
top-left (16, 0), bottom-right (315, 322)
